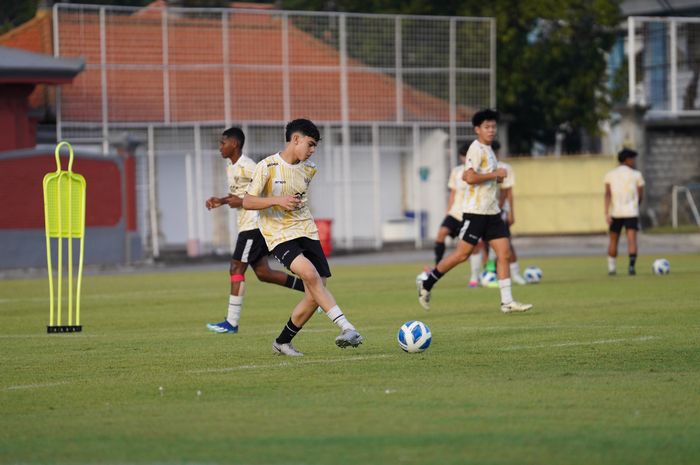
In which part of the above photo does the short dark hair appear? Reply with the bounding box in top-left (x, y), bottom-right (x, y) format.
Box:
top-left (285, 118), bottom-right (321, 142)
top-left (222, 126), bottom-right (245, 149)
top-left (491, 140), bottom-right (501, 152)
top-left (458, 142), bottom-right (470, 157)
top-left (618, 148), bottom-right (638, 163)
top-left (472, 108), bottom-right (499, 127)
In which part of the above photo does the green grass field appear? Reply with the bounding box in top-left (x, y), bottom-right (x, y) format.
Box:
top-left (1, 254), bottom-right (700, 465)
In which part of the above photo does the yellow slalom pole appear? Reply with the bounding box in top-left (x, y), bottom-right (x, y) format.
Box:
top-left (57, 173), bottom-right (63, 328)
top-left (44, 181), bottom-right (54, 327)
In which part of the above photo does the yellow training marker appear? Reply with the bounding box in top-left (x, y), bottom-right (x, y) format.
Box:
top-left (43, 141), bottom-right (86, 333)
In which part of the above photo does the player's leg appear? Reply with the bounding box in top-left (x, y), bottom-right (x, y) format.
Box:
top-left (485, 215), bottom-right (532, 314)
top-left (626, 219), bottom-right (639, 275)
top-left (251, 258), bottom-right (305, 291)
top-left (508, 239), bottom-right (526, 285)
top-left (468, 241), bottom-right (484, 287)
top-left (607, 219), bottom-right (621, 275)
top-left (434, 225), bottom-right (450, 265)
top-left (272, 239), bottom-right (362, 355)
top-left (206, 259), bottom-right (248, 333)
top-left (417, 215), bottom-right (480, 310)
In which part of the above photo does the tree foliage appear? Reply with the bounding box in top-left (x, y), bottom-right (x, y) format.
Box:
top-left (279, 0), bottom-right (622, 154)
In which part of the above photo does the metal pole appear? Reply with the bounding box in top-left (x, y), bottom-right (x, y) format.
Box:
top-left (628, 16), bottom-right (636, 106)
top-left (395, 16), bottom-right (403, 122)
top-left (339, 14), bottom-right (353, 250)
top-left (489, 17), bottom-right (496, 108)
top-left (99, 7), bottom-right (109, 155)
top-left (53, 4), bottom-right (62, 142)
top-left (671, 185), bottom-right (678, 228)
top-left (669, 20), bottom-right (678, 114)
top-left (194, 124), bottom-right (205, 250)
top-left (412, 123), bottom-right (421, 249)
top-left (448, 19), bottom-right (458, 168)
top-left (185, 153), bottom-right (197, 256)
top-left (282, 13), bottom-right (291, 122)
top-left (371, 123), bottom-right (382, 250)
top-left (162, 7), bottom-right (171, 123)
top-left (147, 125), bottom-right (160, 258)
top-left (222, 11), bottom-right (232, 126)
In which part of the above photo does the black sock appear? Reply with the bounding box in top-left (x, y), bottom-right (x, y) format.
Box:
top-left (423, 268), bottom-right (444, 291)
top-left (285, 275), bottom-right (305, 292)
top-left (629, 254), bottom-right (637, 269)
top-left (434, 242), bottom-right (446, 264)
top-left (275, 318), bottom-right (302, 344)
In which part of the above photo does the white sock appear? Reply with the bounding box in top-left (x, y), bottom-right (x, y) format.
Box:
top-left (499, 279), bottom-right (513, 305)
top-left (469, 254), bottom-right (482, 281)
top-left (325, 305), bottom-right (355, 332)
top-left (226, 295), bottom-right (243, 326)
top-left (488, 247), bottom-right (496, 261)
top-left (608, 256), bottom-right (616, 273)
top-left (510, 262), bottom-right (521, 277)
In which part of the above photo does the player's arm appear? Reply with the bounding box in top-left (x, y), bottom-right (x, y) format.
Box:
top-left (243, 159), bottom-right (300, 211)
top-left (206, 195), bottom-right (231, 210)
top-left (604, 183), bottom-right (612, 225)
top-left (242, 193), bottom-right (299, 211)
top-left (638, 185), bottom-right (644, 204)
top-left (463, 167), bottom-right (506, 185)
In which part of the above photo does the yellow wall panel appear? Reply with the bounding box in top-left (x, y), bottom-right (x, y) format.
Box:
top-left (507, 156), bottom-right (616, 234)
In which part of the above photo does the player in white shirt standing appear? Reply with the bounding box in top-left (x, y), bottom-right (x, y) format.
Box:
top-left (433, 143), bottom-right (469, 265)
top-left (604, 148), bottom-right (645, 275)
top-left (417, 109), bottom-right (533, 314)
top-left (205, 127), bottom-right (306, 334)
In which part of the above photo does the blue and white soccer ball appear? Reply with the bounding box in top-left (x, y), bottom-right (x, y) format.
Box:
top-left (397, 320), bottom-right (432, 353)
top-left (479, 270), bottom-right (498, 287)
top-left (652, 258), bottom-right (670, 275)
top-left (524, 266), bottom-right (543, 284)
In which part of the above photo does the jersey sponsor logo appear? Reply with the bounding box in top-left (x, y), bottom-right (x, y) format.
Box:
top-left (267, 162), bottom-right (279, 168)
top-left (274, 180), bottom-right (287, 184)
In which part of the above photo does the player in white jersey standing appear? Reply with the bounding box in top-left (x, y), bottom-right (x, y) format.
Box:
top-left (604, 148), bottom-right (645, 275)
top-left (243, 119), bottom-right (363, 356)
top-left (417, 109), bottom-right (532, 314)
top-left (205, 127), bottom-right (306, 334)
top-left (432, 143), bottom-right (469, 265)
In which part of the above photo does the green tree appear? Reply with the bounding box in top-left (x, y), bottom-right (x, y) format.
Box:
top-left (0, 0), bottom-right (39, 35)
top-left (278, 0), bottom-right (622, 154)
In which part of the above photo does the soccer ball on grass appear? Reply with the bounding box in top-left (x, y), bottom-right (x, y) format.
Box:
top-left (397, 320), bottom-right (432, 353)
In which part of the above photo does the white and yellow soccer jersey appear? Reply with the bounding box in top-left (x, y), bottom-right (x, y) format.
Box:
top-left (462, 140), bottom-right (501, 215)
top-left (447, 164), bottom-right (468, 220)
top-left (604, 164), bottom-right (645, 218)
top-left (226, 154), bottom-right (259, 233)
top-left (246, 152), bottom-right (319, 250)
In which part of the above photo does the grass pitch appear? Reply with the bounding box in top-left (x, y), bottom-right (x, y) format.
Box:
top-left (1, 253), bottom-right (700, 465)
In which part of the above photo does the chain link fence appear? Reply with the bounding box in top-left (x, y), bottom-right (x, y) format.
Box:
top-left (53, 3), bottom-right (495, 257)
top-left (626, 16), bottom-right (700, 115)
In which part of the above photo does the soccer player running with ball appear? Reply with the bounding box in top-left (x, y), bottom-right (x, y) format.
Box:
top-left (604, 148), bottom-right (645, 276)
top-left (205, 127), bottom-right (306, 334)
top-left (243, 119), bottom-right (363, 356)
top-left (417, 109), bottom-right (533, 314)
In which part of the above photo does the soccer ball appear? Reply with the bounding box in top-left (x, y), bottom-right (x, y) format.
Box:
top-left (652, 258), bottom-right (670, 275)
top-left (397, 320), bottom-right (432, 353)
top-left (524, 266), bottom-right (543, 284)
top-left (479, 270), bottom-right (498, 287)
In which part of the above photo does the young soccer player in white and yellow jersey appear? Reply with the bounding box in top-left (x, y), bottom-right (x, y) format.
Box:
top-left (243, 119), bottom-right (363, 356)
top-left (417, 109), bottom-right (532, 314)
top-left (604, 148), bottom-right (645, 275)
top-left (205, 127), bottom-right (305, 334)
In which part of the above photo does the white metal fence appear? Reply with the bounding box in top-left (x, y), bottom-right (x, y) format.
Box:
top-left (627, 16), bottom-right (700, 115)
top-left (53, 3), bottom-right (495, 257)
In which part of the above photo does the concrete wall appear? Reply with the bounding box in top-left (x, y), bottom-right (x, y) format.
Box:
top-left (645, 124), bottom-right (700, 224)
